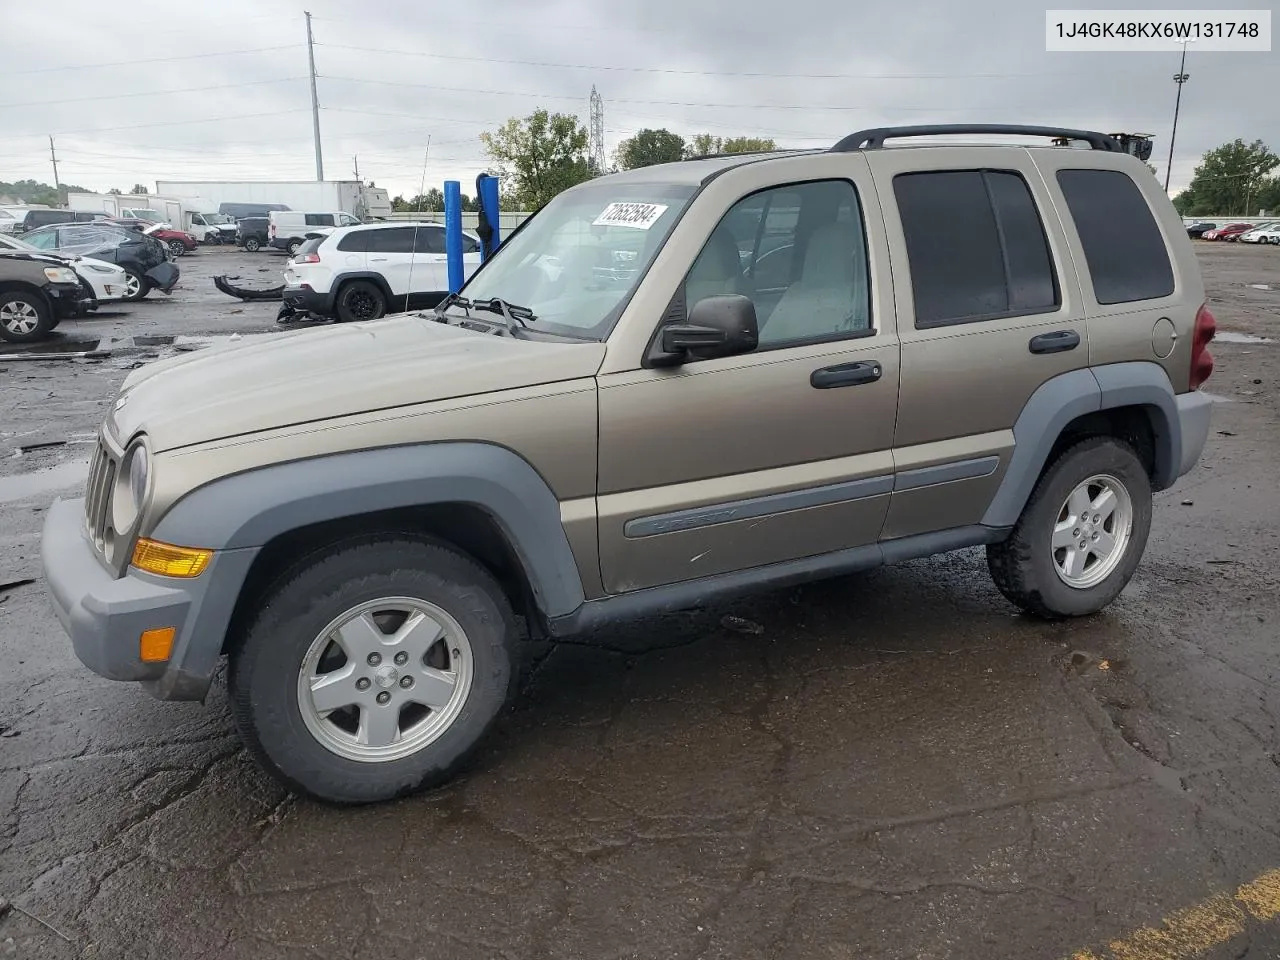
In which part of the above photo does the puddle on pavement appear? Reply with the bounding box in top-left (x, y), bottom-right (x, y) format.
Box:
top-left (0, 460), bottom-right (88, 505)
top-left (0, 338), bottom-right (103, 357)
top-left (1216, 332), bottom-right (1273, 344)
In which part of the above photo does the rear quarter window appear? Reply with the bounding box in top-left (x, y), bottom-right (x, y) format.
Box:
top-left (1056, 168), bottom-right (1175, 305)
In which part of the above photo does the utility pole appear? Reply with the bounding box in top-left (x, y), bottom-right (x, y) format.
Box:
top-left (49, 136), bottom-right (61, 197)
top-left (305, 11), bottom-right (324, 181)
top-left (1164, 40), bottom-right (1192, 193)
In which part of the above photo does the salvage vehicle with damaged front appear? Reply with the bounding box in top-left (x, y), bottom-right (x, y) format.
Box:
top-left (41, 124), bottom-right (1215, 805)
top-left (21, 222), bottom-right (178, 301)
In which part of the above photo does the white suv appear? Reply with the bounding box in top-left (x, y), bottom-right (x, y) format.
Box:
top-left (281, 221), bottom-right (483, 323)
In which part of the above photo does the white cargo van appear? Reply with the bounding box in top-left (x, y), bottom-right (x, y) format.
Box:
top-left (268, 211), bottom-right (363, 255)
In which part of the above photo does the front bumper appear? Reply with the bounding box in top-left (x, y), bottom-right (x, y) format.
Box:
top-left (282, 283), bottom-right (334, 317)
top-left (41, 497), bottom-right (255, 701)
top-left (46, 280), bottom-right (92, 318)
top-left (1175, 389), bottom-right (1213, 478)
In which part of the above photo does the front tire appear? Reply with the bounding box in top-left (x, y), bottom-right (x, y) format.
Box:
top-left (0, 290), bottom-right (54, 343)
top-left (228, 537), bottom-right (518, 805)
top-left (986, 436), bottom-right (1152, 619)
top-left (335, 280), bottom-right (386, 323)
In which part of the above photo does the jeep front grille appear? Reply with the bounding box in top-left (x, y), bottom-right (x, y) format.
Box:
top-left (84, 438), bottom-right (116, 552)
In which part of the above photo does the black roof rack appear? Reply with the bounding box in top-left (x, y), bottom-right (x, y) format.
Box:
top-left (830, 125), bottom-right (1125, 153)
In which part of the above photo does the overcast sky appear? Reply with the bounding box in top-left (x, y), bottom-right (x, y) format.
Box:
top-left (1, 0), bottom-right (1276, 200)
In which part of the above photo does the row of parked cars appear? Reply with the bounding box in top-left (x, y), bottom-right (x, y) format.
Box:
top-left (1185, 219), bottom-right (1280, 243)
top-left (0, 219), bottom-right (180, 343)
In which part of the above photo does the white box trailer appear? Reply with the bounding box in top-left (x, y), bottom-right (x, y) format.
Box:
top-left (156, 180), bottom-right (392, 221)
top-left (65, 193), bottom-right (234, 243)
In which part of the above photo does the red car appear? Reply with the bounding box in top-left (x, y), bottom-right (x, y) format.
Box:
top-left (96, 217), bottom-right (198, 258)
top-left (1202, 222), bottom-right (1254, 241)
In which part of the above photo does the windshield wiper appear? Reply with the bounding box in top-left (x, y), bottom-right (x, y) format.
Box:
top-left (472, 297), bottom-right (537, 333)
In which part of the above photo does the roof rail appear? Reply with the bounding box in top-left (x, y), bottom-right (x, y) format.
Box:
top-left (830, 125), bottom-right (1125, 153)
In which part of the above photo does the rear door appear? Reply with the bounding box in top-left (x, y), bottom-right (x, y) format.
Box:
top-left (409, 225), bottom-right (448, 303)
top-left (365, 226), bottom-right (417, 308)
top-left (867, 147), bottom-right (1088, 538)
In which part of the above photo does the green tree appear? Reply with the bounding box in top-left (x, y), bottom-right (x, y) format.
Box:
top-left (1173, 139), bottom-right (1278, 216)
top-left (0, 179), bottom-right (88, 206)
top-left (616, 128), bottom-right (687, 170)
top-left (130, 183), bottom-right (148, 194)
top-left (1254, 177), bottom-right (1280, 214)
top-left (720, 136), bottom-right (777, 154)
top-left (480, 109), bottom-right (591, 209)
top-left (683, 134), bottom-right (778, 158)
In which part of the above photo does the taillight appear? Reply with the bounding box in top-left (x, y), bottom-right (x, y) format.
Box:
top-left (294, 253), bottom-right (320, 264)
top-left (1190, 302), bottom-right (1216, 390)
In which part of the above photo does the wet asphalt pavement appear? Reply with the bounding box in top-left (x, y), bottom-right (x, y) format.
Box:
top-left (1, 243), bottom-right (1279, 960)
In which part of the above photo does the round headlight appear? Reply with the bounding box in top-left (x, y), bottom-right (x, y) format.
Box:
top-left (111, 441), bottom-right (150, 535)
top-left (128, 445), bottom-right (149, 511)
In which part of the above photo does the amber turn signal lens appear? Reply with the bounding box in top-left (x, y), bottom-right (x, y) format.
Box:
top-left (131, 539), bottom-right (212, 578)
top-left (139, 627), bottom-right (176, 663)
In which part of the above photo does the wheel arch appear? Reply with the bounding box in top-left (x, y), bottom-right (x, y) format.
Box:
top-left (982, 362), bottom-right (1181, 529)
top-left (333, 272), bottom-right (397, 309)
top-left (146, 442), bottom-right (587, 669)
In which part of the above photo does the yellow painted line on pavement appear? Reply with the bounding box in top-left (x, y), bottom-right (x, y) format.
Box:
top-left (1070, 869), bottom-right (1280, 960)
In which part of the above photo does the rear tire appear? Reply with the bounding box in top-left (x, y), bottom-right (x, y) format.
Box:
top-left (986, 436), bottom-right (1152, 619)
top-left (335, 280), bottom-right (386, 323)
top-left (0, 290), bottom-right (54, 343)
top-left (228, 537), bottom-right (519, 805)
top-left (122, 268), bottom-right (149, 301)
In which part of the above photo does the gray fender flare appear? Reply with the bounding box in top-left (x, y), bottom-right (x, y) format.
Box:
top-left (152, 442), bottom-right (587, 618)
top-left (981, 361), bottom-right (1180, 529)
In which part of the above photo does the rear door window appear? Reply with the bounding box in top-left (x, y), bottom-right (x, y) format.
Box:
top-left (1056, 169), bottom-right (1175, 304)
top-left (412, 226), bottom-right (446, 254)
top-left (894, 169), bottom-right (1059, 327)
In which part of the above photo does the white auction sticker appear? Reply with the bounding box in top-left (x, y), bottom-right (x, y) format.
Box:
top-left (1046, 9), bottom-right (1271, 50)
top-left (593, 202), bottom-right (669, 229)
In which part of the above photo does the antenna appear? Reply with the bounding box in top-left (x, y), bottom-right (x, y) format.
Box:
top-left (405, 135), bottom-right (430, 315)
top-left (589, 85), bottom-right (606, 175)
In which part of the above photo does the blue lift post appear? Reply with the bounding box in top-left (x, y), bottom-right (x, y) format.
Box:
top-left (443, 180), bottom-right (464, 294)
top-left (475, 173), bottom-right (501, 260)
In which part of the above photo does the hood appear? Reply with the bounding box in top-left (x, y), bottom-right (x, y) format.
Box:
top-left (112, 314), bottom-right (606, 452)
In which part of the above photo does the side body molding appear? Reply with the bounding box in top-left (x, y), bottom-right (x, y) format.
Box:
top-left (981, 361), bottom-right (1182, 529)
top-left (151, 442), bottom-right (588, 618)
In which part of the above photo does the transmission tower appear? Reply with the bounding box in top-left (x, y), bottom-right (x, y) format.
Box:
top-left (589, 85), bottom-right (606, 175)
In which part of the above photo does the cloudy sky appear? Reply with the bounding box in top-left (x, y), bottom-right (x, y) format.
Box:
top-left (2, 0), bottom-right (1275, 200)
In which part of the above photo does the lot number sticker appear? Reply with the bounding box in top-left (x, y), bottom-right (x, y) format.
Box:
top-left (593, 202), bottom-right (669, 229)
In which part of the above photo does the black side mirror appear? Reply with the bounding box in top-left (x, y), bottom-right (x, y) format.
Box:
top-left (656, 294), bottom-right (759, 365)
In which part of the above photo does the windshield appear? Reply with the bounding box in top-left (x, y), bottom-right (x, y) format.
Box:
top-left (0, 234), bottom-right (38, 251)
top-left (460, 182), bottom-right (697, 340)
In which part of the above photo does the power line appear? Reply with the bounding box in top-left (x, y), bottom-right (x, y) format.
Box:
top-left (0, 76), bottom-right (307, 109)
top-left (0, 45), bottom-right (297, 77)
top-left (312, 41), bottom-right (1251, 81)
top-left (9, 108), bottom-right (312, 137)
top-left (317, 74), bottom-right (1127, 113)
